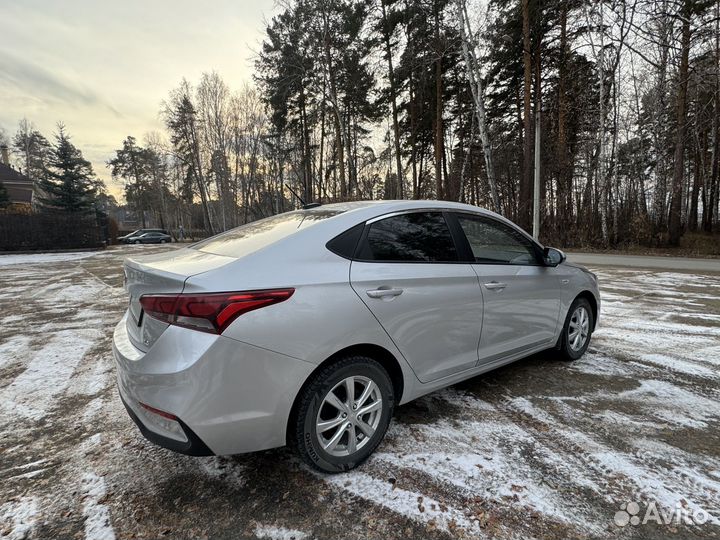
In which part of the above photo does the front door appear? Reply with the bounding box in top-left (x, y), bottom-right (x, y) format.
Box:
top-left (350, 211), bottom-right (484, 383)
top-left (453, 213), bottom-right (562, 364)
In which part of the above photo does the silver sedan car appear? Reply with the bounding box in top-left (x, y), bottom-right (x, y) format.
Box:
top-left (113, 200), bottom-right (600, 473)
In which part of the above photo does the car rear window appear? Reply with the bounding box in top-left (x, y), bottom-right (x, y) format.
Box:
top-left (193, 209), bottom-right (345, 258)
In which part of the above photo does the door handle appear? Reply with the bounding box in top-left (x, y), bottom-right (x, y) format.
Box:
top-left (366, 288), bottom-right (404, 299)
top-left (484, 281), bottom-right (507, 291)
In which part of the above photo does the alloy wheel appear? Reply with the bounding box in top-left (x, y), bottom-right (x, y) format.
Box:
top-left (315, 376), bottom-right (382, 457)
top-left (568, 306), bottom-right (590, 351)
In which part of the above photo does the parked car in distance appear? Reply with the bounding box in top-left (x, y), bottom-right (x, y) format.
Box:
top-left (118, 229), bottom-right (169, 244)
top-left (128, 231), bottom-right (172, 244)
top-left (113, 200), bottom-right (600, 473)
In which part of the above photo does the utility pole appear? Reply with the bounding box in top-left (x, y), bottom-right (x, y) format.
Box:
top-left (533, 107), bottom-right (541, 240)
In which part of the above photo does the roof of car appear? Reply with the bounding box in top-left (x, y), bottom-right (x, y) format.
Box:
top-left (313, 200), bottom-right (497, 220)
top-left (315, 199), bottom-right (490, 212)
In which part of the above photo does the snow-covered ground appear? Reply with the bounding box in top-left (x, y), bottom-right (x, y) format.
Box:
top-left (0, 246), bottom-right (718, 540)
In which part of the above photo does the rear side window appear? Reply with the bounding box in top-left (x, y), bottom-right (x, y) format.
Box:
top-left (356, 212), bottom-right (458, 262)
top-left (456, 213), bottom-right (538, 264)
top-left (327, 223), bottom-right (364, 259)
top-left (193, 209), bottom-right (344, 257)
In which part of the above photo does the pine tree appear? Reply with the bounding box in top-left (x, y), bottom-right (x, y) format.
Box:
top-left (39, 125), bottom-right (99, 214)
top-left (108, 136), bottom-right (153, 227)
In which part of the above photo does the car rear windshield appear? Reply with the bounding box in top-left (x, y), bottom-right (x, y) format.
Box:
top-left (192, 209), bottom-right (345, 258)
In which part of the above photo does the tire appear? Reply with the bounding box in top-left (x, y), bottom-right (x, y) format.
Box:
top-left (160, 240), bottom-right (166, 244)
top-left (134, 240), bottom-right (141, 245)
top-left (291, 355), bottom-right (394, 473)
top-left (559, 297), bottom-right (594, 361)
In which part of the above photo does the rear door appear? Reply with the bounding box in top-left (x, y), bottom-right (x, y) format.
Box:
top-left (452, 212), bottom-right (562, 364)
top-left (350, 211), bottom-right (484, 383)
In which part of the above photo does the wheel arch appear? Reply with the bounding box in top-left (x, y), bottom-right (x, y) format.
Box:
top-left (285, 343), bottom-right (405, 445)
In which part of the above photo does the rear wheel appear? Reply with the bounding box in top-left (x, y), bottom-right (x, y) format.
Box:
top-left (291, 356), bottom-right (394, 473)
top-left (559, 297), bottom-right (593, 360)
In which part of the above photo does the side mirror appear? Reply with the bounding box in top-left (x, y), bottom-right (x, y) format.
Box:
top-left (543, 247), bottom-right (566, 267)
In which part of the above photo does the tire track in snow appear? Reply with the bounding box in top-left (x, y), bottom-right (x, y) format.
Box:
top-left (320, 470), bottom-right (484, 538)
top-left (0, 329), bottom-right (100, 423)
top-left (475, 386), bottom-right (720, 526)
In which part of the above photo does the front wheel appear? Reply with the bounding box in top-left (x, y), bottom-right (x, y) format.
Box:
top-left (291, 356), bottom-right (394, 473)
top-left (559, 297), bottom-right (594, 360)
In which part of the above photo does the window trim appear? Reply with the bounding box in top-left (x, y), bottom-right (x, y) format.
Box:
top-left (449, 211), bottom-right (545, 266)
top-left (352, 210), bottom-right (465, 264)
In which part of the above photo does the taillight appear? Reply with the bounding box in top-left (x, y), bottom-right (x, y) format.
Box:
top-left (139, 289), bottom-right (294, 334)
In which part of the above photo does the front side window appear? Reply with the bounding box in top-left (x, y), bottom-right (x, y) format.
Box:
top-left (357, 212), bottom-right (458, 262)
top-left (456, 214), bottom-right (538, 265)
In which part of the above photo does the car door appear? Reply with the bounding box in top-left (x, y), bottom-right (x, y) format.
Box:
top-left (452, 212), bottom-right (562, 365)
top-left (350, 211), bottom-right (484, 383)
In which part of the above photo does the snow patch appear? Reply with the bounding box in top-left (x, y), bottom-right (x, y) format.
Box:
top-left (81, 472), bottom-right (116, 540)
top-left (254, 524), bottom-right (309, 540)
top-left (0, 251), bottom-right (97, 267)
top-left (0, 335), bottom-right (32, 369)
top-left (614, 379), bottom-right (720, 429)
top-left (0, 496), bottom-right (39, 540)
top-left (322, 470), bottom-right (482, 536)
top-left (557, 429), bottom-right (719, 525)
top-left (638, 353), bottom-right (718, 379)
top-left (198, 456), bottom-right (247, 488)
top-left (0, 329), bottom-right (99, 422)
top-left (82, 397), bottom-right (105, 423)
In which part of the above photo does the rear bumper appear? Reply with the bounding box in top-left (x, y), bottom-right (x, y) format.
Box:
top-left (118, 390), bottom-right (214, 456)
top-left (112, 314), bottom-right (316, 455)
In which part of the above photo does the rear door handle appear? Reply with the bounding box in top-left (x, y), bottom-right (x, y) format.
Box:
top-left (366, 288), bottom-right (404, 299)
top-left (484, 281), bottom-right (507, 291)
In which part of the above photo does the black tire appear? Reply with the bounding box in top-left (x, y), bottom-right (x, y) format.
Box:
top-left (559, 297), bottom-right (594, 361)
top-left (291, 355), bottom-right (394, 473)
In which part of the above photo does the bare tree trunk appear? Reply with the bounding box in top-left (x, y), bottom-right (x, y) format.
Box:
top-left (434, 0), bottom-right (444, 200)
top-left (380, 0), bottom-right (404, 199)
top-left (652, 0), bottom-right (671, 231)
top-left (668, 0), bottom-right (691, 246)
top-left (705, 0), bottom-right (720, 232)
top-left (556, 1), bottom-right (571, 244)
top-left (456, 0), bottom-right (501, 212)
top-left (321, 10), bottom-right (347, 199)
top-left (521, 0), bottom-right (533, 230)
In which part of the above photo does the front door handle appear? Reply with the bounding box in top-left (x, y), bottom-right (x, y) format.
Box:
top-left (366, 288), bottom-right (404, 299)
top-left (484, 281), bottom-right (507, 291)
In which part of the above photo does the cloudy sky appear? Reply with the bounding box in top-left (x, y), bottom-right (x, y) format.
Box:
top-left (0, 0), bottom-right (277, 199)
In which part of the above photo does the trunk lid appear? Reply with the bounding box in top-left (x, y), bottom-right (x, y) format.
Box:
top-left (123, 248), bottom-right (236, 352)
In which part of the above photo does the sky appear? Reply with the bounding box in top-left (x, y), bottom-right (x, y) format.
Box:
top-left (0, 0), bottom-right (277, 200)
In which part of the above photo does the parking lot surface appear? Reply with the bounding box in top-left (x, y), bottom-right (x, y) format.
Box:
top-left (1, 245), bottom-right (719, 540)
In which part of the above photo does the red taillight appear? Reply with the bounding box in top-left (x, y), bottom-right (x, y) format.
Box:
top-left (138, 401), bottom-right (178, 420)
top-left (139, 288), bottom-right (294, 334)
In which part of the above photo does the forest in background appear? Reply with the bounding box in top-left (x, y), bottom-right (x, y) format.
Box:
top-left (2, 0), bottom-right (720, 249)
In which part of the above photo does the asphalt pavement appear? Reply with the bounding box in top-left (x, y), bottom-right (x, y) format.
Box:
top-left (568, 252), bottom-right (720, 273)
